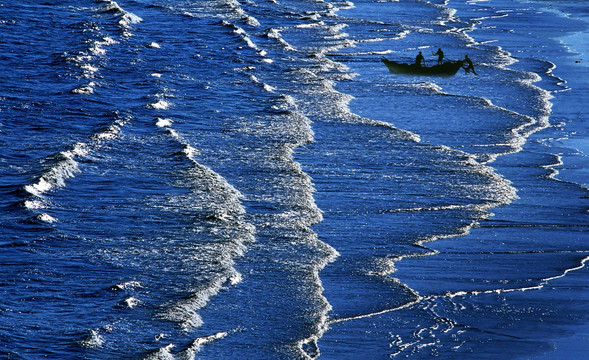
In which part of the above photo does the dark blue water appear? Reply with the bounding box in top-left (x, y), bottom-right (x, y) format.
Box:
top-left (1, 0), bottom-right (588, 359)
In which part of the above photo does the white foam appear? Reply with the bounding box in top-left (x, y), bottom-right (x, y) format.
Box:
top-left (182, 144), bottom-right (200, 159)
top-left (166, 128), bottom-right (180, 140)
top-left (186, 331), bottom-right (230, 356)
top-left (25, 178), bottom-right (52, 197)
top-left (241, 34), bottom-right (258, 50)
top-left (37, 213), bottom-right (57, 223)
top-left (80, 63), bottom-right (99, 76)
top-left (80, 329), bottom-right (104, 348)
top-left (263, 83), bottom-right (276, 92)
top-left (70, 142), bottom-right (90, 157)
top-left (100, 36), bottom-right (117, 46)
top-left (98, 0), bottom-right (143, 29)
top-left (156, 118), bottom-right (173, 127)
top-left (124, 297), bottom-right (141, 309)
top-left (89, 42), bottom-right (107, 56)
top-left (22, 117), bottom-right (130, 220)
top-left (23, 200), bottom-right (44, 210)
top-left (223, 20), bottom-right (275, 63)
top-left (266, 28), bottom-right (296, 51)
top-left (153, 123), bottom-right (256, 331)
top-left (93, 129), bottom-right (118, 140)
top-left (120, 12), bottom-right (143, 27)
top-left (147, 99), bottom-right (171, 110)
top-left (229, 271), bottom-right (242, 285)
top-left (25, 152), bottom-right (81, 197)
top-left (66, 54), bottom-right (92, 64)
top-left (115, 280), bottom-right (143, 290)
top-left (72, 82), bottom-right (96, 94)
top-left (222, 0), bottom-right (260, 26)
top-left (144, 344), bottom-right (175, 360)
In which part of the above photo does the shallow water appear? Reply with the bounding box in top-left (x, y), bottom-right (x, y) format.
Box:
top-left (0, 0), bottom-right (588, 359)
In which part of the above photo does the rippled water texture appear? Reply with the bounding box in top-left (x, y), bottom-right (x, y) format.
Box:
top-left (0, 0), bottom-right (588, 359)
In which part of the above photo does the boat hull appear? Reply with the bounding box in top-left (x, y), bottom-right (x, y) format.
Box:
top-left (381, 57), bottom-right (463, 76)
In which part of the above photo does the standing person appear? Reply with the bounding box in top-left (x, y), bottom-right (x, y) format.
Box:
top-left (434, 48), bottom-right (444, 64)
top-left (462, 54), bottom-right (478, 75)
top-left (414, 51), bottom-right (425, 67)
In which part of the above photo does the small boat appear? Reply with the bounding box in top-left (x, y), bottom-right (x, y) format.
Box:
top-left (381, 57), bottom-right (464, 76)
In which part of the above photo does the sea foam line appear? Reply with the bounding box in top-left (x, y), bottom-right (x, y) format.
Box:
top-left (226, 75), bottom-right (342, 359)
top-left (66, 26), bottom-right (117, 94)
top-left (154, 118), bottom-right (256, 332)
top-left (22, 115), bottom-right (130, 221)
top-left (329, 252), bottom-right (589, 328)
top-left (97, 0), bottom-right (143, 31)
top-left (214, 19), bottom-right (343, 355)
top-left (144, 329), bottom-right (241, 360)
top-left (404, 80), bottom-right (551, 163)
top-left (219, 0), bottom-right (260, 27)
top-left (221, 20), bottom-right (273, 63)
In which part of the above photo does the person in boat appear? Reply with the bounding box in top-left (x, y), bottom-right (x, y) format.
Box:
top-left (462, 54), bottom-right (478, 75)
top-left (434, 48), bottom-right (444, 64)
top-left (414, 51), bottom-right (425, 67)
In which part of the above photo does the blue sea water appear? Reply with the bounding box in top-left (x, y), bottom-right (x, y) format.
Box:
top-left (0, 0), bottom-right (588, 359)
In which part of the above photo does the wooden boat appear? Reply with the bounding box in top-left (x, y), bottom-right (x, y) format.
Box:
top-left (381, 57), bottom-right (464, 76)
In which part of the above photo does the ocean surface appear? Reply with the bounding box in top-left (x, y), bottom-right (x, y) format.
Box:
top-left (1, 0), bottom-right (588, 359)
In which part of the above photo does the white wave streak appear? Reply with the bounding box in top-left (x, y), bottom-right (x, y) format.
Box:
top-left (186, 331), bottom-right (230, 355)
top-left (156, 121), bottom-right (256, 332)
top-left (265, 28), bottom-right (296, 51)
top-left (147, 99), bottom-right (172, 110)
top-left (70, 36), bottom-right (115, 93)
top-left (36, 213), bottom-right (58, 223)
top-left (541, 153), bottom-right (564, 180)
top-left (283, 15), bottom-right (421, 143)
top-left (231, 79), bottom-right (340, 358)
top-left (249, 74), bottom-right (276, 92)
top-left (331, 252), bottom-right (589, 354)
top-left (272, 110), bottom-right (340, 359)
top-left (442, 11), bottom-right (554, 147)
top-left (67, 33), bottom-right (117, 93)
top-left (145, 330), bottom-right (236, 360)
top-left (79, 329), bottom-right (105, 349)
top-left (97, 0), bottom-right (143, 33)
top-left (23, 116), bottom-right (130, 218)
top-left (71, 81), bottom-right (97, 94)
top-left (89, 36), bottom-right (117, 56)
top-left (24, 148), bottom-right (83, 197)
top-left (219, 0), bottom-right (260, 27)
top-left (365, 148), bottom-right (517, 278)
top-left (381, 204), bottom-right (479, 213)
top-left (113, 280), bottom-right (143, 291)
top-left (329, 282), bottom-right (423, 326)
top-left (405, 81), bottom-right (551, 161)
top-left (298, 244), bottom-right (340, 360)
top-left (162, 277), bottom-right (227, 330)
top-left (221, 21), bottom-right (272, 62)
top-left (144, 344), bottom-right (175, 360)
top-left (439, 253), bottom-right (589, 299)
top-left (156, 118), bottom-right (174, 128)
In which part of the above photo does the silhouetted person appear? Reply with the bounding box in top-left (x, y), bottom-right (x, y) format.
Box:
top-left (434, 48), bottom-right (444, 64)
top-left (414, 51), bottom-right (425, 67)
top-left (463, 55), bottom-right (477, 75)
